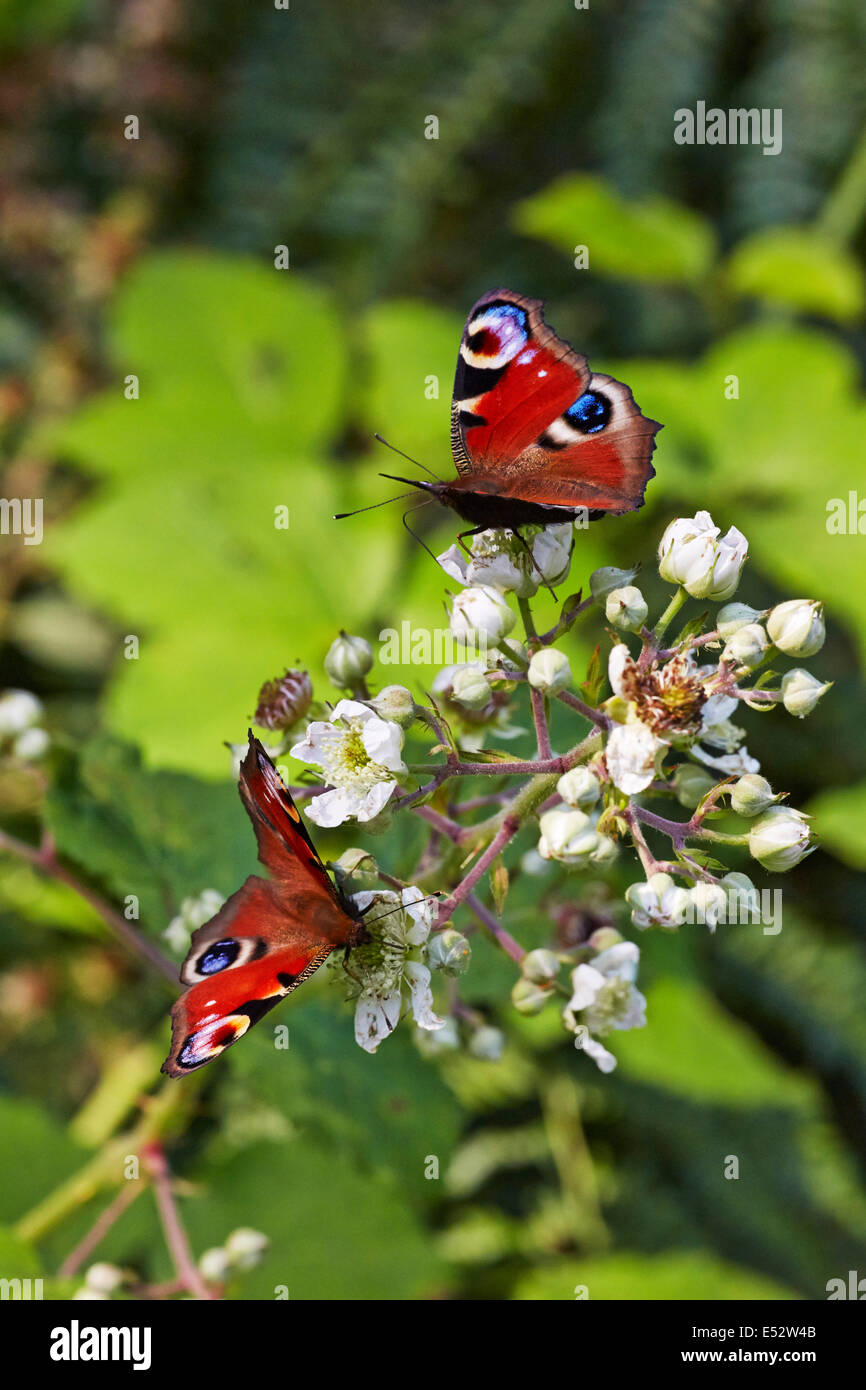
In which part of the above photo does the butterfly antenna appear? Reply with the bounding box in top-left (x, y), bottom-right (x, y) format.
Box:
top-left (374, 433), bottom-right (442, 482)
top-left (401, 499), bottom-right (439, 563)
top-left (334, 490), bottom-right (417, 521)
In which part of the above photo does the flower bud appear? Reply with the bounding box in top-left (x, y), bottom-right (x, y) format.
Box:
top-left (84, 1262), bottom-right (125, 1294)
top-left (537, 808), bottom-right (597, 866)
top-left (468, 1025), bottom-right (505, 1061)
top-left (224, 1227), bottom-right (269, 1271)
top-left (716, 602), bottom-right (763, 640)
top-left (658, 511), bottom-right (748, 600)
top-left (605, 585), bottom-right (648, 632)
top-left (590, 834), bottom-right (618, 865)
top-left (689, 881), bottom-right (729, 932)
top-left (749, 806), bottom-right (812, 872)
top-left (450, 585), bottom-right (515, 646)
top-left (556, 766), bottom-right (600, 809)
top-left (766, 600), bottom-right (825, 658)
top-left (521, 948), bottom-right (561, 983)
top-left (625, 872), bottom-right (691, 929)
top-left (780, 668), bottom-right (832, 718)
top-left (511, 977), bottom-right (552, 1015)
top-left (427, 928), bottom-right (471, 976)
top-left (587, 926), bottom-right (623, 953)
top-left (590, 564), bottom-right (640, 602)
top-left (369, 684), bottom-right (416, 728)
top-left (450, 666), bottom-right (492, 711)
top-left (722, 622), bottom-right (770, 670)
top-left (324, 632), bottom-right (373, 688)
top-left (672, 763), bottom-right (717, 809)
top-left (333, 847), bottom-right (380, 891)
top-left (730, 773), bottom-right (780, 817)
top-left (721, 872), bottom-right (760, 921)
top-left (13, 726), bottom-right (49, 760)
top-left (528, 647), bottom-right (571, 694)
top-left (198, 1247), bottom-right (232, 1282)
top-left (0, 689), bottom-right (43, 736)
top-left (254, 669), bottom-right (312, 730)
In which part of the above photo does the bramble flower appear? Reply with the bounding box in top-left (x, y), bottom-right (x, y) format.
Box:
top-left (564, 942), bottom-right (647, 1072)
top-left (538, 808), bottom-right (614, 867)
top-left (0, 688), bottom-right (43, 736)
top-left (290, 699), bottom-right (407, 826)
top-left (767, 600), bottom-right (825, 658)
top-left (437, 523), bottom-right (573, 598)
top-left (625, 873), bottom-right (691, 930)
top-left (449, 584), bottom-right (515, 646)
top-left (605, 719), bottom-right (663, 795)
top-left (658, 510), bottom-right (748, 600)
top-left (748, 806), bottom-right (813, 871)
top-left (345, 886), bottom-right (444, 1052)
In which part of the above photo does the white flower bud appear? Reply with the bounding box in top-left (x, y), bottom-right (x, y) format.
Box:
top-left (369, 684), bottom-right (416, 728)
top-left (716, 602), bottom-right (763, 640)
top-left (450, 666), bottom-right (492, 711)
top-left (324, 632), bottom-right (373, 687)
top-left (556, 766), bottom-right (600, 809)
top-left (590, 833), bottom-right (618, 865)
top-left (689, 881), bottom-right (729, 932)
top-left (749, 806), bottom-right (812, 871)
top-left (450, 585), bottom-right (515, 646)
top-left (730, 773), bottom-right (780, 817)
top-left (537, 808), bottom-right (598, 865)
top-left (527, 647), bottom-right (571, 694)
top-left (605, 585), bottom-right (648, 632)
top-left (224, 1227), bottom-right (269, 1270)
top-left (625, 872), bottom-right (691, 929)
top-left (587, 927), bottom-right (623, 952)
top-left (511, 977), bottom-right (553, 1015)
top-left (721, 871), bottom-right (760, 921)
top-left (722, 622), bottom-right (770, 670)
top-left (767, 600), bottom-right (825, 658)
top-left (84, 1262), bottom-right (124, 1294)
top-left (0, 689), bottom-right (43, 736)
top-left (658, 510), bottom-right (748, 600)
top-left (521, 948), bottom-right (561, 983)
top-left (13, 726), bottom-right (49, 760)
top-left (590, 564), bottom-right (640, 602)
top-left (468, 1025), bottom-right (505, 1061)
top-left (198, 1246), bottom-right (232, 1282)
top-left (427, 928), bottom-right (471, 976)
top-left (780, 668), bottom-right (832, 718)
top-left (672, 763), bottom-right (717, 809)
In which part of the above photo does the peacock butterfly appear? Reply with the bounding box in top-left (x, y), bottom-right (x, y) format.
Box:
top-left (378, 287), bottom-right (661, 533)
top-left (162, 734), bottom-right (365, 1078)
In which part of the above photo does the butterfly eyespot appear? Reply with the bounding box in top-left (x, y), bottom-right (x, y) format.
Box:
top-left (565, 390), bottom-right (612, 434)
top-left (196, 938), bottom-right (241, 976)
top-left (178, 1014), bottom-right (250, 1070)
top-left (460, 304), bottom-right (529, 372)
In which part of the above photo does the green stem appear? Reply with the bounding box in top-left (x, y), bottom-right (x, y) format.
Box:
top-left (652, 586), bottom-right (688, 644)
top-left (816, 120), bottom-right (866, 247)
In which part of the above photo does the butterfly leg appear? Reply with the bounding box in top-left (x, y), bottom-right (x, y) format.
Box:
top-left (511, 529), bottom-right (558, 601)
top-left (456, 525), bottom-right (487, 556)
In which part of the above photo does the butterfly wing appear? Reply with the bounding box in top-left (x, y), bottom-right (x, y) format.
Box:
top-left (162, 736), bottom-right (358, 1077)
top-left (449, 288), bottom-right (659, 515)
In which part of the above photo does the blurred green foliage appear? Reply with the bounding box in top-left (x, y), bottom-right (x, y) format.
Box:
top-left (0, 0), bottom-right (865, 1302)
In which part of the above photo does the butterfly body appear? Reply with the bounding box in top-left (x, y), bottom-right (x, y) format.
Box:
top-left (382, 288), bottom-right (660, 534)
top-left (162, 736), bottom-right (363, 1077)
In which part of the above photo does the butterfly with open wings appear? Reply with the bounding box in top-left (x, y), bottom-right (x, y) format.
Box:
top-left (377, 287), bottom-right (661, 534)
top-left (162, 734), bottom-right (366, 1078)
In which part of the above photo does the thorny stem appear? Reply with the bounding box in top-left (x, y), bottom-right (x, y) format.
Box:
top-left (143, 1143), bottom-right (214, 1301)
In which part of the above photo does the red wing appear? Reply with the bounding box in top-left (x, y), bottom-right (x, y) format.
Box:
top-left (450, 288), bottom-right (659, 513)
top-left (239, 732), bottom-right (338, 899)
top-left (162, 875), bottom-right (357, 1077)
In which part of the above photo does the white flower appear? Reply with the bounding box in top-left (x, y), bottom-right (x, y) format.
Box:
top-left (691, 741), bottom-right (760, 777)
top-left (0, 689), bottom-right (43, 736)
top-left (767, 600), bottom-right (825, 658)
top-left (564, 942), bottom-right (647, 1072)
top-left (538, 808), bottom-right (599, 866)
top-left (224, 1227), bottom-right (270, 1271)
top-left (658, 510), bottom-right (748, 600)
top-left (164, 888), bottom-right (226, 953)
top-left (437, 523), bottom-right (573, 598)
top-left (347, 886), bottom-right (444, 1052)
top-left (449, 584), bottom-right (515, 646)
top-left (688, 882), bottom-right (729, 933)
top-left (748, 806), bottom-right (813, 872)
top-left (625, 872), bottom-right (691, 929)
top-left (527, 647), bottom-right (571, 694)
top-left (290, 699), bottom-right (407, 827)
top-left (605, 720), bottom-right (663, 795)
top-left (780, 668), bottom-right (832, 718)
top-left (13, 726), bottom-right (49, 760)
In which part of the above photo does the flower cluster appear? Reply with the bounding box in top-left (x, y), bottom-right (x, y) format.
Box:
top-left (235, 508), bottom-right (829, 1073)
top-left (0, 689), bottom-right (50, 761)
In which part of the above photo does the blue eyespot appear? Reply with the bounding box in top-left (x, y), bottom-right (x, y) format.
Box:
top-left (565, 391), bottom-right (611, 434)
top-left (197, 939), bottom-right (240, 975)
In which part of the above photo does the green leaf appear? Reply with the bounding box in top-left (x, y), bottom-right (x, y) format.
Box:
top-left (512, 1249), bottom-right (799, 1300)
top-left (806, 781), bottom-right (866, 870)
top-left (513, 174), bottom-right (715, 284)
top-left (723, 227), bottom-right (866, 324)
